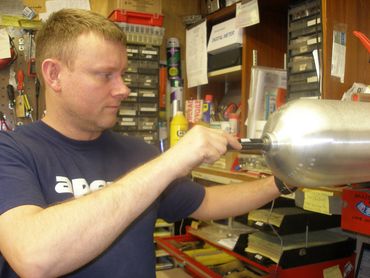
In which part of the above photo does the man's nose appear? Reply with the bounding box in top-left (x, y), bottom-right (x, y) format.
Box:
top-left (112, 75), bottom-right (130, 99)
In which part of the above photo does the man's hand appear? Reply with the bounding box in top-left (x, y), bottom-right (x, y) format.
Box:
top-left (164, 125), bottom-right (242, 178)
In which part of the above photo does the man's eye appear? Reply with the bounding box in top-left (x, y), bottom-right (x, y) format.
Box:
top-left (99, 72), bottom-right (112, 79)
top-left (104, 73), bottom-right (113, 79)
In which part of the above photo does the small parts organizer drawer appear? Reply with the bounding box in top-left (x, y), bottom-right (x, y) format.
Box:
top-left (156, 232), bottom-right (356, 278)
top-left (156, 234), bottom-right (270, 278)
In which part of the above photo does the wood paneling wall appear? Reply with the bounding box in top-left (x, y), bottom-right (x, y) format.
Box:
top-left (322, 0), bottom-right (370, 100)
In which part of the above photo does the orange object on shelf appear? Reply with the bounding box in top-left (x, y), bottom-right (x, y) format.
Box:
top-left (159, 65), bottom-right (167, 109)
top-left (108, 9), bottom-right (164, 26)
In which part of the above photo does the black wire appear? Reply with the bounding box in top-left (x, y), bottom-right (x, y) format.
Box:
top-left (8, 36), bottom-right (18, 65)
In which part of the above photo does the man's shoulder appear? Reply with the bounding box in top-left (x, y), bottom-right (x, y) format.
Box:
top-left (0, 125), bottom-right (28, 146)
top-left (0, 122), bottom-right (53, 161)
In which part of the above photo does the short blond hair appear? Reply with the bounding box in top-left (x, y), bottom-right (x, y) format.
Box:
top-left (35, 9), bottom-right (127, 87)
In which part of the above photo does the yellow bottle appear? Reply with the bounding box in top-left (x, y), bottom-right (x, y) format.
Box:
top-left (170, 111), bottom-right (188, 147)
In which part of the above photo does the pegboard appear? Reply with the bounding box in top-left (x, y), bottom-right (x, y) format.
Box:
top-left (0, 28), bottom-right (44, 131)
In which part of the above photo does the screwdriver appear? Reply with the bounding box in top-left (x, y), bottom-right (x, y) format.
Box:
top-left (17, 69), bottom-right (24, 94)
top-left (16, 69), bottom-right (33, 121)
top-left (35, 78), bottom-right (40, 120)
top-left (7, 84), bottom-right (15, 109)
top-left (7, 84), bottom-right (17, 126)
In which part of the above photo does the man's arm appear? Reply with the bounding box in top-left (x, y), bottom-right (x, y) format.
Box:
top-left (191, 176), bottom-right (280, 220)
top-left (0, 126), bottom-right (240, 278)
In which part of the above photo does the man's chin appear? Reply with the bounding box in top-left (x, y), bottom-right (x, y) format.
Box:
top-left (98, 118), bottom-right (118, 131)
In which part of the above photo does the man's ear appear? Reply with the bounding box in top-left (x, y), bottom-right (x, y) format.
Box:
top-left (41, 59), bottom-right (62, 92)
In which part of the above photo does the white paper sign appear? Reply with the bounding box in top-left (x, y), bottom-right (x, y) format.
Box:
top-left (331, 30), bottom-right (346, 83)
top-left (236, 0), bottom-right (260, 29)
top-left (186, 20), bottom-right (208, 88)
top-left (0, 29), bottom-right (11, 59)
top-left (40, 0), bottom-right (91, 21)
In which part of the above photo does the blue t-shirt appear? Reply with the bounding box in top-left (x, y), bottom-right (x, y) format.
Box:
top-left (0, 121), bottom-right (205, 277)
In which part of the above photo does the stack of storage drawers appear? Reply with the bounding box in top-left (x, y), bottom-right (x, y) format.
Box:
top-left (287, 0), bottom-right (322, 100)
top-left (110, 10), bottom-right (164, 147)
top-left (115, 44), bottom-right (160, 146)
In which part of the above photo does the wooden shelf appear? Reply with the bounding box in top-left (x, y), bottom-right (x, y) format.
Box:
top-left (208, 65), bottom-right (242, 82)
top-left (206, 3), bottom-right (236, 25)
top-left (192, 166), bottom-right (261, 185)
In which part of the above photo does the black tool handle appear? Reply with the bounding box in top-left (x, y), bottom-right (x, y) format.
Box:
top-left (239, 138), bottom-right (268, 151)
top-left (7, 85), bottom-right (15, 107)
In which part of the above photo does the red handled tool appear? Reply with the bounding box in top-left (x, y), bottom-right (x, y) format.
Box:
top-left (16, 69), bottom-right (33, 121)
top-left (353, 31), bottom-right (370, 54)
top-left (17, 69), bottom-right (25, 93)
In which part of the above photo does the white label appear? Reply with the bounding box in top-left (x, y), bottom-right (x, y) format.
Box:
top-left (142, 50), bottom-right (157, 55)
top-left (307, 37), bottom-right (321, 45)
top-left (140, 107), bottom-right (156, 112)
top-left (120, 122), bottom-right (136, 126)
top-left (121, 118), bottom-right (134, 122)
top-left (128, 49), bottom-right (139, 53)
top-left (307, 17), bottom-right (321, 27)
top-left (119, 110), bottom-right (136, 116)
top-left (307, 76), bottom-right (318, 83)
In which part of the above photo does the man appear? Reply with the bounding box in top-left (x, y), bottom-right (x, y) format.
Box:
top-left (0, 9), bottom-right (286, 278)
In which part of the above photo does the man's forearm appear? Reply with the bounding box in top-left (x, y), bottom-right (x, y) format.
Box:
top-left (191, 176), bottom-right (280, 221)
top-left (0, 153), bottom-right (179, 277)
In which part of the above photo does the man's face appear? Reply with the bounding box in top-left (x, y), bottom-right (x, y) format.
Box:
top-left (58, 32), bottom-right (130, 134)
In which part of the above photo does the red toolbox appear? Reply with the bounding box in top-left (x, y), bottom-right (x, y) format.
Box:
top-left (108, 9), bottom-right (164, 26)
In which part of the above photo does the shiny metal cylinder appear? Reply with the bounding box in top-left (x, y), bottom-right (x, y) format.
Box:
top-left (261, 99), bottom-right (370, 187)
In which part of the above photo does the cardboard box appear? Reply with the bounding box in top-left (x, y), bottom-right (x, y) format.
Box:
top-left (185, 99), bottom-right (203, 124)
top-left (341, 187), bottom-right (370, 236)
top-left (23, 0), bottom-right (46, 16)
top-left (108, 0), bottom-right (162, 15)
top-left (207, 17), bottom-right (243, 55)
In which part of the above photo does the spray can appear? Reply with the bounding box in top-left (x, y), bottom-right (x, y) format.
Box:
top-left (170, 110), bottom-right (188, 147)
top-left (202, 94), bottom-right (214, 124)
top-left (170, 78), bottom-right (184, 117)
top-left (166, 37), bottom-right (181, 80)
top-left (228, 113), bottom-right (238, 136)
